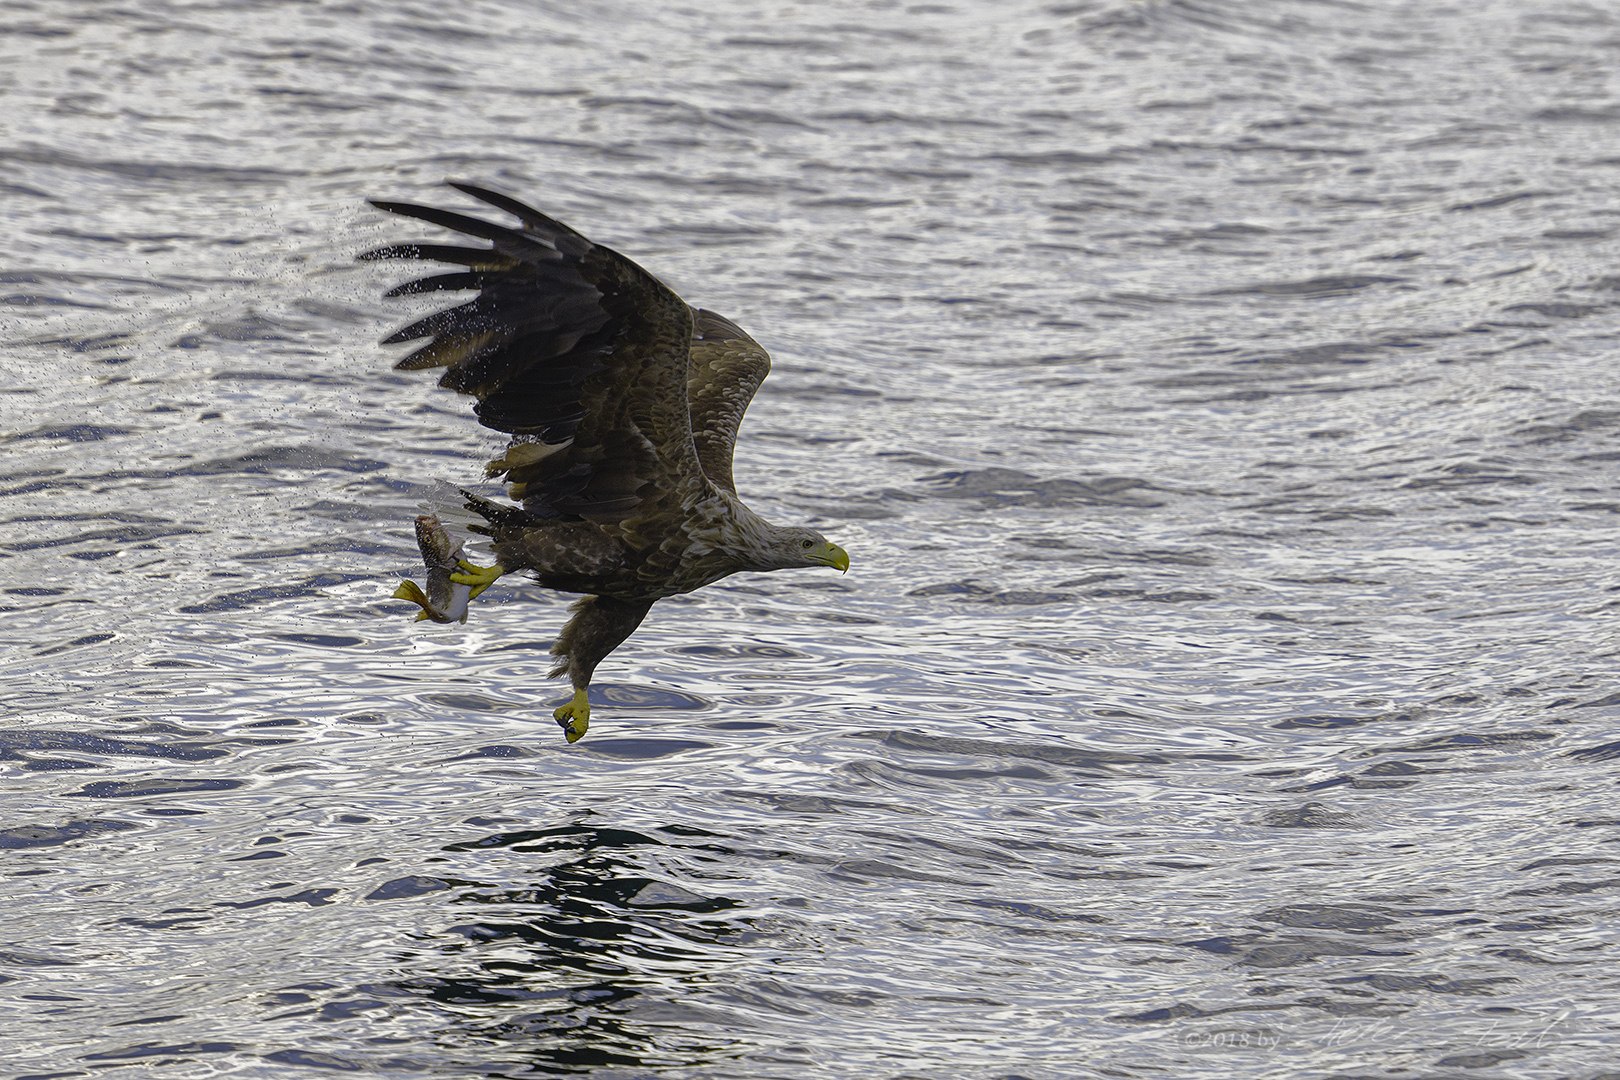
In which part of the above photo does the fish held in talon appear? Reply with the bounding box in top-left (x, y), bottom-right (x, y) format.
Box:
top-left (365, 182), bottom-right (851, 742)
top-left (392, 514), bottom-right (475, 624)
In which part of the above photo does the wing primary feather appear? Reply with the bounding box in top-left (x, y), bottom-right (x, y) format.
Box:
top-left (448, 182), bottom-right (593, 252)
top-left (368, 200), bottom-right (563, 263)
top-left (359, 243), bottom-right (520, 270)
top-left (393, 330), bottom-right (504, 371)
top-left (382, 298), bottom-right (505, 344)
top-left (384, 272), bottom-right (487, 297)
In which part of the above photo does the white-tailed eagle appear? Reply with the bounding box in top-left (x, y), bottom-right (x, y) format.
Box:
top-left (363, 183), bottom-right (849, 742)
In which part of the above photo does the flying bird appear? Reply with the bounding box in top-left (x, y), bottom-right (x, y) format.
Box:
top-left (363, 183), bottom-right (849, 742)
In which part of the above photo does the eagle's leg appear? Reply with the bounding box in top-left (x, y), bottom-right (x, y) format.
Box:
top-left (450, 559), bottom-right (505, 600)
top-left (549, 595), bottom-right (655, 743)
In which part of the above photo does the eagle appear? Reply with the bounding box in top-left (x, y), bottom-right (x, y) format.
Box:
top-left (363, 183), bottom-right (850, 743)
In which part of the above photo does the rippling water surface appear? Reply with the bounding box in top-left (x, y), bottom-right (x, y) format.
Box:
top-left (5, 1), bottom-right (1620, 1076)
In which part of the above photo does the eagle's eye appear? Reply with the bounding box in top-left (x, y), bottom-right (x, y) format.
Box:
top-left (801, 538), bottom-right (814, 549)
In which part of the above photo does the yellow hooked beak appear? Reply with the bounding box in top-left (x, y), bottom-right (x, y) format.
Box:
top-left (815, 542), bottom-right (850, 574)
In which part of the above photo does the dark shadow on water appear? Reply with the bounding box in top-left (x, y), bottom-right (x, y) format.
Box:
top-left (361, 823), bottom-right (755, 1075)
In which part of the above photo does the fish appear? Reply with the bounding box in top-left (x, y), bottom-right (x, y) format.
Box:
top-left (391, 514), bottom-right (473, 624)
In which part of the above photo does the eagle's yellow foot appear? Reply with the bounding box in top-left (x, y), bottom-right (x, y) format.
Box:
top-left (554, 689), bottom-right (590, 743)
top-left (450, 559), bottom-right (504, 600)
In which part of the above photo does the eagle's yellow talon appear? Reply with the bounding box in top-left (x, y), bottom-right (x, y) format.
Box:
top-left (450, 559), bottom-right (504, 600)
top-left (554, 689), bottom-right (590, 743)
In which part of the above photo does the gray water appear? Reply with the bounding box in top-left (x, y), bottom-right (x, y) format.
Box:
top-left (4, 1), bottom-right (1619, 1076)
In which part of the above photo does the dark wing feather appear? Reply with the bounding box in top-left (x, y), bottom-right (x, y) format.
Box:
top-left (383, 272), bottom-right (490, 297)
top-left (358, 243), bottom-right (521, 270)
top-left (363, 185), bottom-right (712, 534)
top-left (687, 309), bottom-right (772, 494)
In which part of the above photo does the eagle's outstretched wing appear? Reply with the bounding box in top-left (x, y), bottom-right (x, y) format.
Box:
top-left (360, 183), bottom-right (712, 531)
top-left (687, 309), bottom-right (771, 495)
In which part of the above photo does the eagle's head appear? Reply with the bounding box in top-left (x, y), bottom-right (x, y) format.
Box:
top-left (762, 526), bottom-right (850, 573)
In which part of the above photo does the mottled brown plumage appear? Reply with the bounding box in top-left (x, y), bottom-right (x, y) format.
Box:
top-left (365, 183), bottom-right (849, 741)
